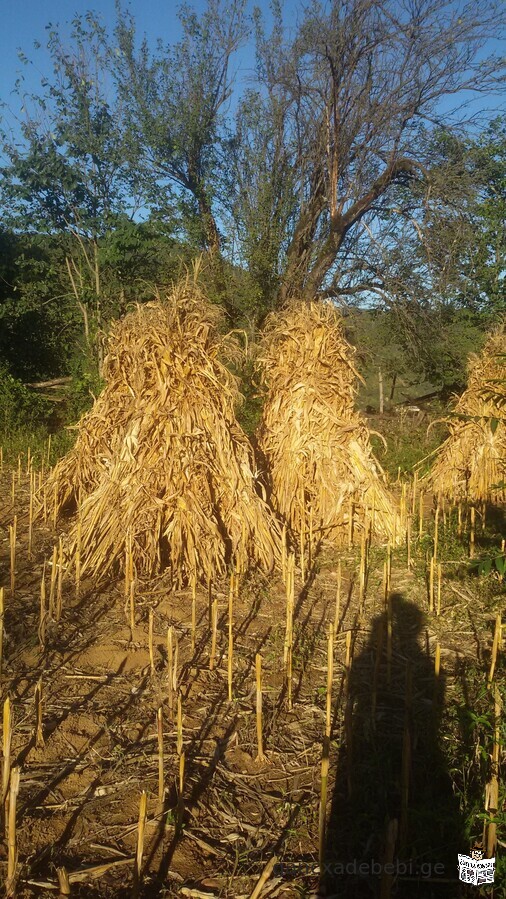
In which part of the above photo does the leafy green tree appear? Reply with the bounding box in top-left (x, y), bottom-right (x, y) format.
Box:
top-left (227, 87), bottom-right (298, 323)
top-left (392, 120), bottom-right (506, 320)
top-left (458, 119), bottom-right (506, 316)
top-left (348, 305), bottom-right (486, 406)
top-left (0, 228), bottom-right (81, 379)
top-left (112, 0), bottom-right (247, 316)
top-left (0, 13), bottom-right (146, 355)
top-left (97, 216), bottom-right (191, 311)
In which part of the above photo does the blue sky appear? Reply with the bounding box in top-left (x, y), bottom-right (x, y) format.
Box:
top-left (0, 1), bottom-right (503, 135)
top-left (0, 1), bottom-right (284, 105)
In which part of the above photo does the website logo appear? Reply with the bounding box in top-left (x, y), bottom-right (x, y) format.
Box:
top-left (458, 847), bottom-right (495, 886)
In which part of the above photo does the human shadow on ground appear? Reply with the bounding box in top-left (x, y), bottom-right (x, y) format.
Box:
top-left (321, 593), bottom-right (465, 898)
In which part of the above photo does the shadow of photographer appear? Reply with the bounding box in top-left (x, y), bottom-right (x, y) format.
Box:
top-left (320, 592), bottom-right (464, 898)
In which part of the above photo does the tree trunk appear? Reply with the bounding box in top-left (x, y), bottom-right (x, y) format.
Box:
top-left (278, 159), bottom-right (424, 305)
top-left (277, 167), bottom-right (327, 306)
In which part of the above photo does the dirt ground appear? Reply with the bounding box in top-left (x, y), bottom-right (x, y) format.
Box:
top-left (0, 467), bottom-right (503, 898)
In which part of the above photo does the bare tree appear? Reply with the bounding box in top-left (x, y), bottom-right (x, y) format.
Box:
top-left (242, 0), bottom-right (505, 306)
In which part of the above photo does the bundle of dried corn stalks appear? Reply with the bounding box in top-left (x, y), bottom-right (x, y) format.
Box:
top-left (45, 273), bottom-right (281, 584)
top-left (427, 326), bottom-right (506, 503)
top-left (256, 300), bottom-right (400, 544)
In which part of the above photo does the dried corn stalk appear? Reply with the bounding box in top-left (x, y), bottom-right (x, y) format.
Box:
top-left (45, 270), bottom-right (281, 584)
top-left (257, 300), bottom-right (400, 544)
top-left (427, 326), bottom-right (506, 503)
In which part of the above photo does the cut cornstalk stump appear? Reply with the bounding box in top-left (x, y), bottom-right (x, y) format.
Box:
top-left (470, 506), bottom-right (476, 558)
top-left (2, 696), bottom-right (12, 819)
top-left (179, 750), bottom-right (185, 797)
top-left (485, 685), bottom-right (501, 859)
top-left (38, 564), bottom-right (47, 648)
top-left (248, 855), bottom-right (279, 899)
top-left (129, 580), bottom-right (136, 641)
top-left (281, 524), bottom-right (287, 583)
top-left (345, 630), bottom-right (352, 687)
top-left (488, 614), bottom-right (501, 686)
top-left (228, 573), bottom-right (234, 702)
top-left (75, 517), bottom-right (82, 598)
top-left (209, 596), bottom-right (218, 670)
top-left (35, 677), bottom-right (44, 749)
top-left (28, 474), bottom-right (34, 559)
top-left (157, 706), bottom-right (164, 803)
top-left (318, 754), bottom-right (330, 870)
top-left (131, 790), bottom-right (147, 899)
top-left (148, 609), bottom-right (155, 675)
top-left (0, 587), bottom-right (4, 685)
top-left (166, 627), bottom-right (174, 720)
top-left (191, 577), bottom-right (197, 653)
top-left (176, 692), bottom-right (183, 757)
top-left (49, 545), bottom-right (58, 619)
top-left (358, 527), bottom-right (367, 610)
top-left (124, 532), bottom-right (131, 600)
top-left (433, 642), bottom-right (441, 712)
top-left (255, 653), bottom-right (265, 762)
top-left (334, 560), bottom-right (342, 633)
top-left (299, 510), bottom-right (306, 584)
top-left (6, 766), bottom-right (20, 898)
top-left (284, 554), bottom-right (295, 709)
top-left (411, 471), bottom-right (418, 516)
top-left (9, 516), bottom-right (17, 599)
top-left (428, 556), bottom-right (435, 613)
top-left (56, 537), bottom-right (64, 622)
top-left (434, 642), bottom-right (441, 679)
top-left (433, 502), bottom-right (440, 560)
top-left (57, 867), bottom-right (71, 896)
top-left (52, 482), bottom-right (58, 530)
top-left (177, 750), bottom-right (186, 837)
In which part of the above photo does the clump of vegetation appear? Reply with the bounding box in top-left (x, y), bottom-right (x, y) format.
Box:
top-left (369, 414), bottom-right (449, 479)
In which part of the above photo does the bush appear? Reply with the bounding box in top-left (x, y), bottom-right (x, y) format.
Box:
top-left (0, 364), bottom-right (50, 434)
